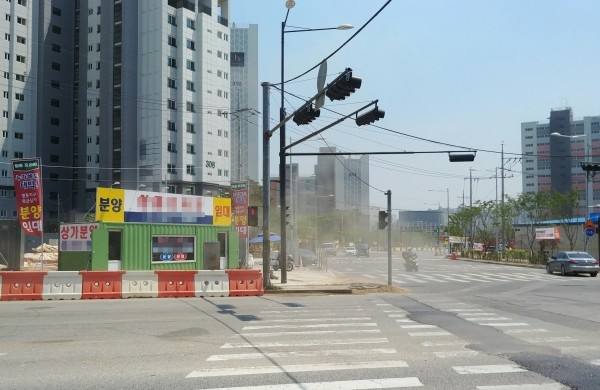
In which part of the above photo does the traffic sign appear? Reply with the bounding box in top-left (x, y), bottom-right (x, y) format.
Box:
top-left (586, 228), bottom-right (595, 237)
top-left (585, 219), bottom-right (596, 229)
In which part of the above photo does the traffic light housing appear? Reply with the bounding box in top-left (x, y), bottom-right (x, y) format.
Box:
top-left (326, 70), bottom-right (362, 101)
top-left (448, 153), bottom-right (476, 162)
top-left (356, 106), bottom-right (385, 126)
top-left (378, 210), bottom-right (388, 230)
top-left (293, 104), bottom-right (320, 125)
top-left (248, 206), bottom-right (258, 227)
top-left (285, 206), bottom-right (291, 225)
top-left (581, 162), bottom-right (600, 172)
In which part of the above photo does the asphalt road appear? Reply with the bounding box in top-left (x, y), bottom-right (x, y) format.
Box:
top-left (1, 253), bottom-right (599, 389)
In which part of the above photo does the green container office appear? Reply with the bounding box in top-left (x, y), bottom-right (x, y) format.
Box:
top-left (59, 222), bottom-right (239, 271)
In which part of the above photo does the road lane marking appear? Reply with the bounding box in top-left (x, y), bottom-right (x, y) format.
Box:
top-left (477, 384), bottom-right (567, 389)
top-left (418, 274), bottom-right (449, 283)
top-left (458, 313), bottom-right (497, 316)
top-left (446, 309), bottom-right (483, 312)
top-left (392, 278), bottom-right (407, 284)
top-left (523, 337), bottom-right (578, 343)
top-left (479, 323), bottom-right (529, 327)
top-left (206, 348), bottom-right (398, 361)
top-left (195, 377), bottom-right (423, 389)
top-left (186, 360), bottom-right (409, 378)
top-left (408, 331), bottom-right (452, 337)
top-left (462, 317), bottom-right (512, 321)
top-left (237, 329), bottom-right (381, 337)
top-left (504, 329), bottom-right (549, 334)
top-left (447, 273), bottom-right (491, 282)
top-left (242, 322), bottom-right (377, 330)
top-left (399, 324), bottom-right (438, 329)
top-left (395, 319), bottom-right (415, 323)
top-left (396, 275), bottom-right (428, 283)
top-left (453, 364), bottom-right (526, 374)
top-left (422, 341), bottom-right (466, 347)
top-left (427, 274), bottom-right (468, 283)
top-left (246, 317), bottom-right (371, 324)
top-left (590, 359), bottom-right (600, 365)
top-left (221, 337), bottom-right (388, 349)
top-left (433, 350), bottom-right (479, 358)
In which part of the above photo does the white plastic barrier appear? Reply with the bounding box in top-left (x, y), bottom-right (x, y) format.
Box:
top-left (42, 271), bottom-right (82, 300)
top-left (195, 270), bottom-right (229, 297)
top-left (121, 271), bottom-right (158, 298)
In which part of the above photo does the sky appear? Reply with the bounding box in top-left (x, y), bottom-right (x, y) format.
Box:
top-left (230, 0), bottom-right (600, 212)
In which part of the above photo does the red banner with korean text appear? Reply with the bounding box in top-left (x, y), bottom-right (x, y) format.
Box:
top-left (231, 182), bottom-right (249, 238)
top-left (12, 158), bottom-right (43, 236)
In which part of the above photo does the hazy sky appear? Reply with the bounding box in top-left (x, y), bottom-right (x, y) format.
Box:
top-left (230, 0), bottom-right (600, 212)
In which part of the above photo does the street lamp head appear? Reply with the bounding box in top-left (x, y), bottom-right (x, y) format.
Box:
top-left (336, 24), bottom-right (353, 30)
top-left (550, 132), bottom-right (585, 139)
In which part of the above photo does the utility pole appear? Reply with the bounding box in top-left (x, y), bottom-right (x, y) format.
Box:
top-left (386, 190), bottom-right (392, 286)
top-left (469, 168), bottom-right (473, 249)
top-left (501, 142), bottom-right (506, 253)
top-left (261, 82), bottom-right (271, 288)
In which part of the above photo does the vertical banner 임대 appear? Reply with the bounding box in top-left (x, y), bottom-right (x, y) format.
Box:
top-left (12, 157), bottom-right (43, 236)
top-left (231, 182), bottom-right (249, 238)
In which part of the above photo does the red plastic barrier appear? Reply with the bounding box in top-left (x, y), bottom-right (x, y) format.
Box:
top-left (225, 269), bottom-right (264, 297)
top-left (0, 271), bottom-right (48, 301)
top-left (79, 271), bottom-right (125, 299)
top-left (451, 252), bottom-right (457, 260)
top-left (155, 270), bottom-right (197, 298)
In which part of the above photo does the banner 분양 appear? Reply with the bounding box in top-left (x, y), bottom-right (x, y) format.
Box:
top-left (230, 182), bottom-right (249, 238)
top-left (12, 158), bottom-right (43, 236)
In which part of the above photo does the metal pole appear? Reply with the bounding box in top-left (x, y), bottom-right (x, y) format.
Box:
top-left (469, 168), bottom-right (473, 249)
top-left (386, 190), bottom-right (392, 286)
top-left (261, 82), bottom-right (271, 289)
top-left (447, 188), bottom-right (451, 255)
top-left (501, 143), bottom-right (506, 252)
top-left (279, 20), bottom-right (288, 284)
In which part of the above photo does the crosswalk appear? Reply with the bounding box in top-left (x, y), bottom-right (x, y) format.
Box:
top-left (184, 301), bottom-right (568, 389)
top-left (355, 270), bottom-right (558, 285)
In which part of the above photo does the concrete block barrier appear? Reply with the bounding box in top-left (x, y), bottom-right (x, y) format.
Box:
top-left (194, 270), bottom-right (229, 297)
top-left (122, 271), bottom-right (159, 298)
top-left (0, 271), bottom-right (48, 301)
top-left (42, 271), bottom-right (82, 300)
top-left (80, 271), bottom-right (126, 299)
top-left (155, 270), bottom-right (197, 298)
top-left (225, 269), bottom-right (264, 296)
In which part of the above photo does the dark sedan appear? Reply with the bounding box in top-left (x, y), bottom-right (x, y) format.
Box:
top-left (297, 249), bottom-right (318, 266)
top-left (546, 251), bottom-right (599, 277)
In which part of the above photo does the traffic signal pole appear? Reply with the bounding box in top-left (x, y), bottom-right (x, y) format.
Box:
top-left (386, 190), bottom-right (392, 286)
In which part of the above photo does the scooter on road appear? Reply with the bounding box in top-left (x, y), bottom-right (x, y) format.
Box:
top-left (402, 251), bottom-right (419, 272)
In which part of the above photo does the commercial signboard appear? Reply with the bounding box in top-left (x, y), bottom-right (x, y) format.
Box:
top-left (59, 223), bottom-right (99, 251)
top-left (95, 188), bottom-right (231, 226)
top-left (12, 158), bottom-right (43, 236)
top-left (535, 227), bottom-right (560, 240)
top-left (230, 182), bottom-right (249, 238)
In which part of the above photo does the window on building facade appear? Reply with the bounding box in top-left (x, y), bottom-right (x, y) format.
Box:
top-left (51, 25), bottom-right (61, 34)
top-left (186, 60), bottom-right (195, 71)
top-left (14, 132), bottom-right (23, 139)
top-left (168, 35), bottom-right (177, 47)
top-left (15, 112), bottom-right (23, 120)
top-left (186, 39), bottom-right (195, 50)
top-left (168, 57), bottom-right (176, 68)
top-left (17, 17), bottom-right (26, 25)
top-left (186, 144), bottom-right (195, 154)
top-left (50, 98), bottom-right (60, 107)
top-left (167, 164), bottom-right (176, 174)
top-left (186, 123), bottom-right (195, 133)
top-left (168, 142), bottom-right (176, 152)
top-left (15, 93), bottom-right (24, 101)
top-left (186, 165), bottom-right (195, 175)
top-left (16, 55), bottom-right (25, 63)
top-left (167, 99), bottom-right (176, 110)
top-left (50, 117), bottom-right (59, 125)
top-left (186, 18), bottom-right (195, 29)
top-left (167, 120), bottom-right (176, 131)
top-left (186, 81), bottom-right (195, 91)
top-left (168, 78), bottom-right (176, 88)
top-left (168, 14), bottom-right (176, 26)
top-left (186, 102), bottom-right (194, 112)
top-left (17, 36), bottom-right (25, 44)
top-left (52, 6), bottom-right (61, 16)
top-left (51, 62), bottom-right (60, 70)
top-left (50, 80), bottom-right (60, 88)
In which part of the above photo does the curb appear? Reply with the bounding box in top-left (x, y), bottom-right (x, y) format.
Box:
top-left (265, 287), bottom-right (354, 295)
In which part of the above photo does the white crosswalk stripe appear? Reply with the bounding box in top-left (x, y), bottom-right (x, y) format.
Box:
top-left (196, 377), bottom-right (424, 390)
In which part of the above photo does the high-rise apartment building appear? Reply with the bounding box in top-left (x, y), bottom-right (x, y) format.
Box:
top-left (1, 0), bottom-right (237, 226)
top-left (521, 107), bottom-right (600, 207)
top-left (230, 23), bottom-right (258, 183)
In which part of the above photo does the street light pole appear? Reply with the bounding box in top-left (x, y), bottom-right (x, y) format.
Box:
top-left (278, 7), bottom-right (353, 283)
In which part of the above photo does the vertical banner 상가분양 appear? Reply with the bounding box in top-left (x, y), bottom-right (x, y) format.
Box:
top-left (230, 182), bottom-right (249, 238)
top-left (12, 158), bottom-right (43, 236)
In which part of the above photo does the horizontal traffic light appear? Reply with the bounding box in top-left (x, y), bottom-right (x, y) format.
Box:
top-left (580, 162), bottom-right (600, 172)
top-left (448, 153), bottom-right (476, 162)
top-left (356, 107), bottom-right (385, 126)
top-left (293, 104), bottom-right (320, 125)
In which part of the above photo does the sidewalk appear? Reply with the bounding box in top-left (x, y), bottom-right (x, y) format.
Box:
top-left (252, 259), bottom-right (399, 295)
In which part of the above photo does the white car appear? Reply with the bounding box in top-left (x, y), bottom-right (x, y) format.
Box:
top-left (345, 246), bottom-right (356, 256)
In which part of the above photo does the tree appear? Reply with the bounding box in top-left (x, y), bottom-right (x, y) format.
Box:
top-left (513, 192), bottom-right (552, 253)
top-left (472, 200), bottom-right (497, 251)
top-left (448, 206), bottom-right (480, 249)
top-left (548, 190), bottom-right (581, 250)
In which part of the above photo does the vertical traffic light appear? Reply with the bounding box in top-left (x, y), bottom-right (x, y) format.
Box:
top-left (248, 206), bottom-right (258, 227)
top-left (285, 206), bottom-right (291, 225)
top-left (378, 210), bottom-right (388, 230)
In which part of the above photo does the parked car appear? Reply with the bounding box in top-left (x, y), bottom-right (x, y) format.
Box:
top-left (546, 251), bottom-right (599, 277)
top-left (322, 242), bottom-right (337, 257)
top-left (345, 246), bottom-right (356, 256)
top-left (356, 243), bottom-right (370, 257)
top-left (297, 249), bottom-right (318, 266)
